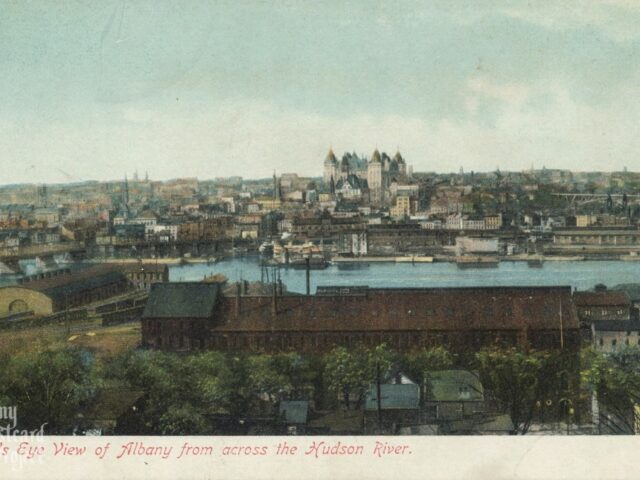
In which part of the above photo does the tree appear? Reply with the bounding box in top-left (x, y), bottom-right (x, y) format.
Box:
top-left (324, 344), bottom-right (396, 409)
top-left (106, 350), bottom-right (238, 434)
top-left (273, 352), bottom-right (318, 399)
top-left (158, 404), bottom-right (209, 435)
top-left (1, 348), bottom-right (100, 433)
top-left (367, 343), bottom-right (397, 380)
top-left (581, 346), bottom-right (640, 433)
top-left (474, 348), bottom-right (568, 434)
top-left (324, 346), bottom-right (371, 408)
top-left (403, 347), bottom-right (454, 384)
top-left (247, 355), bottom-right (292, 403)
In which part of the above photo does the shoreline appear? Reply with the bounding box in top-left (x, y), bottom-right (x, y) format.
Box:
top-left (82, 254), bottom-right (640, 265)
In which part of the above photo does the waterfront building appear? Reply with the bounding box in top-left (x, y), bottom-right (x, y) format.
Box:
top-left (551, 228), bottom-right (640, 254)
top-left (123, 263), bottom-right (169, 291)
top-left (573, 291), bottom-right (631, 325)
top-left (141, 284), bottom-right (580, 354)
top-left (0, 265), bottom-right (129, 317)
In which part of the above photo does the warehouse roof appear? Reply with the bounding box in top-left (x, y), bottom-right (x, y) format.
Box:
top-left (209, 286), bottom-right (578, 332)
top-left (122, 263), bottom-right (168, 274)
top-left (13, 265), bottom-right (127, 301)
top-left (573, 291), bottom-right (630, 307)
top-left (143, 282), bottom-right (220, 319)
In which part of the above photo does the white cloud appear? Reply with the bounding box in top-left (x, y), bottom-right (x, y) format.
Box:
top-left (500, 1), bottom-right (640, 42)
top-left (1, 83), bottom-right (639, 185)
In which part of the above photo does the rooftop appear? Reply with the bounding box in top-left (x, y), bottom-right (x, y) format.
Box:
top-left (143, 282), bottom-right (221, 319)
top-left (211, 285), bottom-right (579, 332)
top-left (11, 265), bottom-right (127, 301)
top-left (365, 384), bottom-right (420, 410)
top-left (573, 291), bottom-right (631, 307)
top-left (122, 263), bottom-right (168, 274)
top-left (426, 370), bottom-right (484, 402)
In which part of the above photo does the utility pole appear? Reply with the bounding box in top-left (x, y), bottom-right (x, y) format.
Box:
top-left (376, 361), bottom-right (382, 432)
top-left (559, 297), bottom-right (564, 349)
top-left (64, 291), bottom-right (70, 338)
top-left (305, 257), bottom-right (311, 296)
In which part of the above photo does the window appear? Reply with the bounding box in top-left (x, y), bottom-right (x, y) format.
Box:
top-left (612, 339), bottom-right (617, 348)
top-left (599, 338), bottom-right (604, 347)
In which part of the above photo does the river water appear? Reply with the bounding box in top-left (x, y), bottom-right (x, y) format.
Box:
top-left (168, 256), bottom-right (640, 294)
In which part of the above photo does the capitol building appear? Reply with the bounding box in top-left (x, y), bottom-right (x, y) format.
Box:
top-left (323, 148), bottom-right (411, 206)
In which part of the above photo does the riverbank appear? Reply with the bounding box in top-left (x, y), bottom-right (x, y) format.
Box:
top-left (86, 257), bottom-right (219, 265)
top-left (331, 254), bottom-right (585, 264)
top-left (331, 256), bottom-right (434, 264)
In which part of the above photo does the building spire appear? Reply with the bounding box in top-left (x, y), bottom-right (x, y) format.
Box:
top-left (124, 174), bottom-right (129, 206)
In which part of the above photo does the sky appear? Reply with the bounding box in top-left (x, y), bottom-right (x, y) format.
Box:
top-left (1, 0), bottom-right (640, 184)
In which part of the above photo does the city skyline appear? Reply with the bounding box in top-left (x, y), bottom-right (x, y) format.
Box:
top-left (2, 1), bottom-right (640, 184)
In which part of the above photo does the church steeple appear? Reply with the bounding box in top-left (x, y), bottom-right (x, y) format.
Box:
top-left (123, 174), bottom-right (129, 206)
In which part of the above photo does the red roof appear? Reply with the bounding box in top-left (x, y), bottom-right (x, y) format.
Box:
top-left (573, 291), bottom-right (630, 307)
top-left (209, 286), bottom-right (577, 333)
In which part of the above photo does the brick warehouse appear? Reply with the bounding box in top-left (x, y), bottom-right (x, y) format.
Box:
top-left (141, 284), bottom-right (580, 353)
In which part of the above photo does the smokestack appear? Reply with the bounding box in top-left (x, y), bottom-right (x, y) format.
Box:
top-left (306, 257), bottom-right (311, 296)
top-left (235, 282), bottom-right (241, 318)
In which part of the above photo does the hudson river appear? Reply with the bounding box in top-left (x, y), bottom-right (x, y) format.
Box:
top-left (169, 257), bottom-right (640, 294)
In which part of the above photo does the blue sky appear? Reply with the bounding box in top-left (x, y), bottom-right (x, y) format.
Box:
top-left (1, 1), bottom-right (640, 183)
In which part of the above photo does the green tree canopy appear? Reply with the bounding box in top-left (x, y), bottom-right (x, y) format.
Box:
top-left (0, 348), bottom-right (99, 433)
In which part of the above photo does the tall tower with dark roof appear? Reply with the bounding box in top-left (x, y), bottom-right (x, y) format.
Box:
top-left (367, 149), bottom-right (383, 206)
top-left (323, 148), bottom-right (338, 184)
top-left (339, 155), bottom-right (350, 180)
top-left (394, 150), bottom-right (407, 176)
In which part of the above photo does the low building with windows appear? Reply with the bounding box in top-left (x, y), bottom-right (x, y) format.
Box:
top-left (364, 383), bottom-right (421, 433)
top-left (592, 320), bottom-right (640, 353)
top-left (141, 284), bottom-right (580, 354)
top-left (424, 370), bottom-right (485, 421)
top-left (573, 291), bottom-right (631, 326)
top-left (142, 282), bottom-right (219, 351)
top-left (123, 263), bottom-right (169, 291)
top-left (0, 265), bottom-right (130, 317)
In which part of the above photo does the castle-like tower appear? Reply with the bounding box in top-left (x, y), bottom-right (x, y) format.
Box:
top-left (394, 151), bottom-right (407, 176)
top-left (367, 149), bottom-right (383, 206)
top-left (323, 149), bottom-right (338, 184)
top-left (339, 155), bottom-right (350, 180)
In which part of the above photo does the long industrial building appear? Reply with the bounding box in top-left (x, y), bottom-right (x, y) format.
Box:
top-left (141, 283), bottom-right (580, 353)
top-left (0, 265), bottom-right (130, 317)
